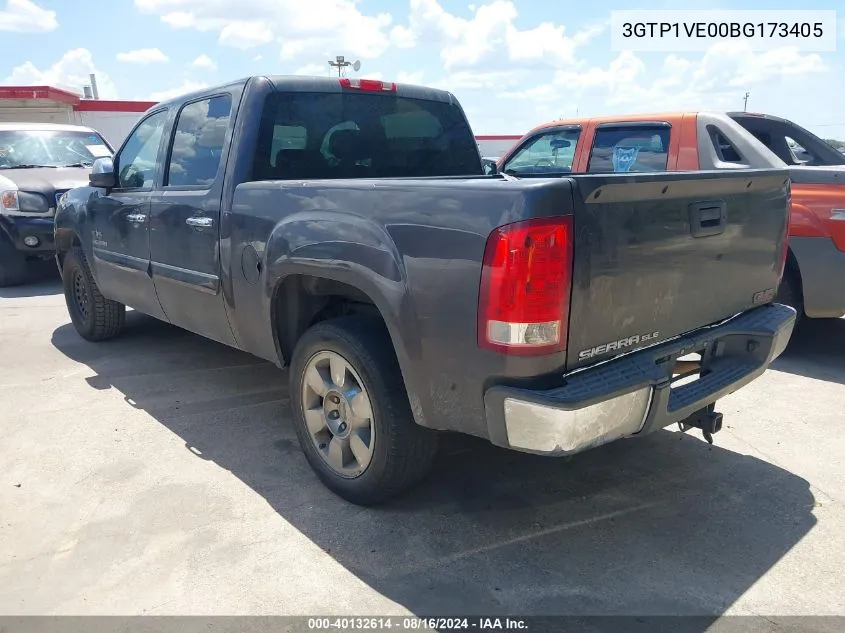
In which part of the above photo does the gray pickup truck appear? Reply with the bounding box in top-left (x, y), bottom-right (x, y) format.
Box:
top-left (54, 76), bottom-right (796, 505)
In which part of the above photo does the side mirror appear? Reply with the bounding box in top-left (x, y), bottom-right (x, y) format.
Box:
top-left (482, 158), bottom-right (499, 175)
top-left (89, 157), bottom-right (116, 189)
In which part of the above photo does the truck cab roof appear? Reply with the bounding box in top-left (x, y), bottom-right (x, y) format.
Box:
top-left (150, 75), bottom-right (459, 111)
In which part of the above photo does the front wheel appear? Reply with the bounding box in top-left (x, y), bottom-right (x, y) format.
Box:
top-left (62, 248), bottom-right (126, 341)
top-left (289, 316), bottom-right (438, 505)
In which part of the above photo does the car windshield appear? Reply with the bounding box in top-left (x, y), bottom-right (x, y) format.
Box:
top-left (0, 129), bottom-right (112, 169)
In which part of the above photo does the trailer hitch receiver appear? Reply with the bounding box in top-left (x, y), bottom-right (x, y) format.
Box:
top-left (678, 405), bottom-right (723, 445)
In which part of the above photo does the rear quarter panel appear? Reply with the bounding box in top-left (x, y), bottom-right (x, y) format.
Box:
top-left (226, 177), bottom-right (580, 436)
top-left (788, 181), bottom-right (845, 244)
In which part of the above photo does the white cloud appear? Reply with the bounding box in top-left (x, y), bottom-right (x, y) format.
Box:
top-left (389, 24), bottom-right (416, 48)
top-left (190, 54), bottom-right (217, 71)
top-left (396, 0), bottom-right (604, 70)
top-left (498, 44), bottom-right (829, 114)
top-left (293, 63), bottom-right (328, 76)
top-left (160, 11), bottom-right (196, 28)
top-left (253, 54), bottom-right (263, 61)
top-left (148, 80), bottom-right (209, 102)
top-left (724, 46), bottom-right (826, 86)
top-left (0, 0), bottom-right (57, 33)
top-left (218, 20), bottom-right (274, 49)
top-left (135, 0), bottom-right (602, 72)
top-left (134, 0), bottom-right (393, 60)
top-left (434, 69), bottom-right (527, 92)
top-left (2, 48), bottom-right (117, 98)
top-left (360, 72), bottom-right (384, 80)
top-left (396, 70), bottom-right (425, 85)
top-left (117, 48), bottom-right (169, 64)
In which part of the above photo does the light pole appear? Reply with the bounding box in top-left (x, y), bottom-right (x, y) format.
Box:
top-left (328, 55), bottom-right (361, 77)
top-left (743, 91), bottom-right (750, 112)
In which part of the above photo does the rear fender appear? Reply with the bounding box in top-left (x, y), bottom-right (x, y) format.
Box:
top-left (789, 201), bottom-right (828, 238)
top-left (262, 212), bottom-right (429, 426)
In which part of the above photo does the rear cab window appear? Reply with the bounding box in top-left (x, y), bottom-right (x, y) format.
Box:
top-left (501, 128), bottom-right (581, 176)
top-left (587, 124), bottom-right (671, 173)
top-left (251, 90), bottom-right (482, 180)
top-left (730, 114), bottom-right (845, 167)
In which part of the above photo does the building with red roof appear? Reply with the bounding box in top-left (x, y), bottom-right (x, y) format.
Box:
top-left (0, 84), bottom-right (156, 147)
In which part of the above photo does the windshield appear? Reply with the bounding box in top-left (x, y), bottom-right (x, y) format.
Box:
top-left (0, 130), bottom-right (112, 169)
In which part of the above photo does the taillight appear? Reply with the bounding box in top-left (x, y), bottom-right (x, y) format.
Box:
top-left (778, 182), bottom-right (792, 281)
top-left (477, 215), bottom-right (574, 356)
top-left (339, 78), bottom-right (397, 92)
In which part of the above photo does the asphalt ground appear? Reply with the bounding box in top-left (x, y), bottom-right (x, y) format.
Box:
top-left (1, 270), bottom-right (843, 626)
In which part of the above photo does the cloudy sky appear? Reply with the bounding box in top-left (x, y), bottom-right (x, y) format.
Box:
top-left (0, 0), bottom-right (843, 139)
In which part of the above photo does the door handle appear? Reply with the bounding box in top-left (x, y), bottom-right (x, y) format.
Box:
top-left (830, 209), bottom-right (845, 221)
top-left (688, 200), bottom-right (726, 238)
top-left (186, 216), bottom-right (214, 228)
top-left (126, 213), bottom-right (147, 223)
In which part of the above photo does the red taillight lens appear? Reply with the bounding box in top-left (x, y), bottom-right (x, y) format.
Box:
top-left (477, 215), bottom-right (574, 356)
top-left (339, 78), bottom-right (397, 92)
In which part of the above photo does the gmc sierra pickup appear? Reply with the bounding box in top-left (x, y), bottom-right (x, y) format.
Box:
top-left (54, 76), bottom-right (796, 505)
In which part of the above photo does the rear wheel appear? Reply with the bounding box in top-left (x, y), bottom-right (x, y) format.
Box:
top-left (62, 248), bottom-right (126, 341)
top-left (0, 235), bottom-right (28, 287)
top-left (289, 315), bottom-right (438, 505)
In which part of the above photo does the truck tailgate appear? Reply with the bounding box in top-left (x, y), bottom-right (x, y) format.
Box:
top-left (566, 169), bottom-right (790, 370)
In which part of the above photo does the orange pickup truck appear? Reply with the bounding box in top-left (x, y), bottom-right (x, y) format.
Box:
top-left (494, 112), bottom-right (845, 322)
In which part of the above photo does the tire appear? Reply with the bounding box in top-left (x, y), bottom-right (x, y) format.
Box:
top-left (289, 315), bottom-right (438, 505)
top-left (0, 235), bottom-right (29, 287)
top-left (62, 247), bottom-right (126, 341)
top-left (776, 266), bottom-right (803, 327)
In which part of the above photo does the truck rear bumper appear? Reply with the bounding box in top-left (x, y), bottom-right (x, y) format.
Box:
top-left (790, 236), bottom-right (845, 319)
top-left (483, 303), bottom-right (796, 456)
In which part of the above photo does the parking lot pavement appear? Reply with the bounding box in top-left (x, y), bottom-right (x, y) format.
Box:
top-left (1, 275), bottom-right (844, 619)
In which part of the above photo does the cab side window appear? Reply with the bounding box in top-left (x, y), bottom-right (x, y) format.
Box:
top-left (785, 136), bottom-right (812, 164)
top-left (587, 125), bottom-right (671, 173)
top-left (166, 95), bottom-right (232, 187)
top-left (708, 126), bottom-right (744, 163)
top-left (502, 129), bottom-right (580, 176)
top-left (116, 110), bottom-right (168, 189)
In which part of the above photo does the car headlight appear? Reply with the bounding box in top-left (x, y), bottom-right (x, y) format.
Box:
top-left (0, 190), bottom-right (19, 212)
top-left (0, 190), bottom-right (50, 215)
